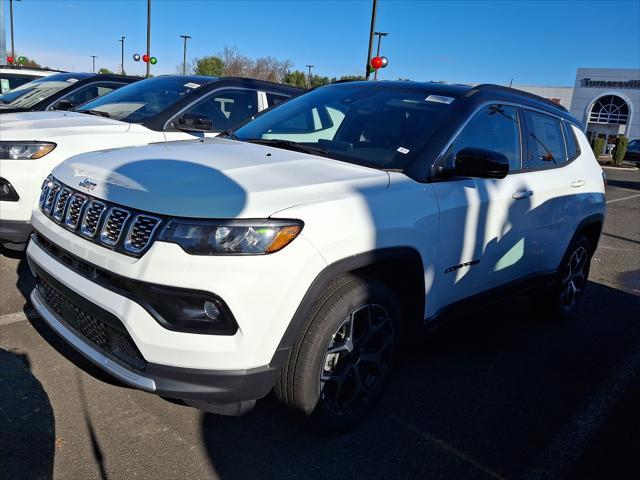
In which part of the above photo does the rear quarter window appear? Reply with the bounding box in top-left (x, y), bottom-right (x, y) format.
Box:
top-left (563, 122), bottom-right (581, 162)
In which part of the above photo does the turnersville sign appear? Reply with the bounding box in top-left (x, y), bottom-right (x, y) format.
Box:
top-left (580, 78), bottom-right (640, 89)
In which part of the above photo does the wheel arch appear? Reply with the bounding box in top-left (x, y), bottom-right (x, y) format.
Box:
top-left (270, 247), bottom-right (425, 366)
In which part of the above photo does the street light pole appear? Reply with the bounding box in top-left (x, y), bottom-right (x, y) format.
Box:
top-left (9, 0), bottom-right (21, 65)
top-left (91, 55), bottom-right (97, 73)
top-left (305, 64), bottom-right (314, 88)
top-left (119, 36), bottom-right (126, 75)
top-left (373, 31), bottom-right (388, 81)
top-left (364, 0), bottom-right (378, 80)
top-left (146, 0), bottom-right (151, 78)
top-left (180, 35), bottom-right (191, 75)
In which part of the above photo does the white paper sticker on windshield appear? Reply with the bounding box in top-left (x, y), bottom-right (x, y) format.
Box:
top-left (397, 147), bottom-right (410, 154)
top-left (425, 94), bottom-right (454, 104)
top-left (66, 78), bottom-right (79, 83)
top-left (184, 82), bottom-right (201, 89)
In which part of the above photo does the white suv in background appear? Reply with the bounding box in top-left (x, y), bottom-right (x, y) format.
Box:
top-left (0, 66), bottom-right (61, 93)
top-left (26, 82), bottom-right (606, 432)
top-left (0, 75), bottom-right (302, 249)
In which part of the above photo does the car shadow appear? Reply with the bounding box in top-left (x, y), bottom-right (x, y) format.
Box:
top-left (606, 178), bottom-right (640, 191)
top-left (0, 349), bottom-right (55, 480)
top-left (198, 281), bottom-right (640, 479)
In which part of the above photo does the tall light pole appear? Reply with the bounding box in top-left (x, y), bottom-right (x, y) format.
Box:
top-left (146, 0), bottom-right (151, 77)
top-left (305, 64), bottom-right (314, 88)
top-left (91, 55), bottom-right (97, 73)
top-left (180, 34), bottom-right (191, 75)
top-left (364, 0), bottom-right (378, 80)
top-left (119, 36), bottom-right (125, 75)
top-left (9, 0), bottom-right (21, 65)
top-left (373, 31), bottom-right (388, 81)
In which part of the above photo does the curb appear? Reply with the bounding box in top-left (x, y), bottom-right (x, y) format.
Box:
top-left (601, 165), bottom-right (639, 171)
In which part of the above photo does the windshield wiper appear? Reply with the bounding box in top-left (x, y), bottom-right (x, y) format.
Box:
top-left (218, 129), bottom-right (239, 140)
top-left (242, 138), bottom-right (330, 157)
top-left (78, 109), bottom-right (111, 118)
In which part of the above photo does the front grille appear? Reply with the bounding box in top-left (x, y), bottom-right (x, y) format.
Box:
top-left (37, 276), bottom-right (146, 371)
top-left (64, 193), bottom-right (87, 229)
top-left (43, 181), bottom-right (61, 215)
top-left (100, 208), bottom-right (130, 246)
top-left (52, 187), bottom-right (72, 222)
top-left (38, 176), bottom-right (165, 257)
top-left (80, 200), bottom-right (107, 238)
top-left (125, 215), bottom-right (161, 254)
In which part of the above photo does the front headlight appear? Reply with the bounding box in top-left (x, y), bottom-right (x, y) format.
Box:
top-left (158, 219), bottom-right (303, 255)
top-left (0, 141), bottom-right (56, 160)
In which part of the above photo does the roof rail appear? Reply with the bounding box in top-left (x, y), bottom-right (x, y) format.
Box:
top-left (471, 83), bottom-right (569, 112)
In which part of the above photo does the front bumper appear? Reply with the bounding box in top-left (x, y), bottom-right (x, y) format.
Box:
top-left (28, 244), bottom-right (284, 407)
top-left (0, 219), bottom-right (32, 249)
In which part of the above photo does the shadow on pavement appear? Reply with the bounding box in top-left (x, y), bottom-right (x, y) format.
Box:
top-left (0, 349), bottom-right (55, 480)
top-left (199, 281), bottom-right (640, 479)
top-left (606, 178), bottom-right (640, 191)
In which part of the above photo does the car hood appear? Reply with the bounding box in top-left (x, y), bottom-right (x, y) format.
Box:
top-left (52, 138), bottom-right (390, 218)
top-left (0, 111), bottom-right (131, 138)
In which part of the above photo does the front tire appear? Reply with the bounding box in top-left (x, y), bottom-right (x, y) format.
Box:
top-left (275, 275), bottom-right (400, 433)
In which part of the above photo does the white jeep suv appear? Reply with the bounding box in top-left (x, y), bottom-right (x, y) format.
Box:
top-left (26, 82), bottom-right (606, 431)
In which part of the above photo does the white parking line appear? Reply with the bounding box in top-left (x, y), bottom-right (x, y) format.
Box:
top-left (0, 311), bottom-right (28, 325)
top-left (606, 193), bottom-right (640, 204)
top-left (0, 308), bottom-right (37, 325)
top-left (523, 344), bottom-right (640, 480)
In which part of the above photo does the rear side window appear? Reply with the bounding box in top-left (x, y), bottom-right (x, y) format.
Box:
top-left (563, 122), bottom-right (581, 161)
top-left (266, 92), bottom-right (289, 107)
top-left (523, 110), bottom-right (566, 169)
top-left (441, 104), bottom-right (521, 171)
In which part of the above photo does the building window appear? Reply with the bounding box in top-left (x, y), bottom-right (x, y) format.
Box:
top-left (589, 95), bottom-right (629, 125)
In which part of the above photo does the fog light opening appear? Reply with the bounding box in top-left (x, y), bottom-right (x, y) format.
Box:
top-left (203, 301), bottom-right (221, 321)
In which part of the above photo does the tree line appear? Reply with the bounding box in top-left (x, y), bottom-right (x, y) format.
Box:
top-left (184, 46), bottom-right (365, 87)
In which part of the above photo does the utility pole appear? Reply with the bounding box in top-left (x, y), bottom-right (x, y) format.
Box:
top-left (9, 0), bottom-right (21, 65)
top-left (180, 35), bottom-right (191, 75)
top-left (373, 31), bottom-right (388, 81)
top-left (305, 64), bottom-right (314, 88)
top-left (146, 0), bottom-right (151, 78)
top-left (91, 55), bottom-right (97, 73)
top-left (119, 36), bottom-right (125, 75)
top-left (364, 0), bottom-right (378, 80)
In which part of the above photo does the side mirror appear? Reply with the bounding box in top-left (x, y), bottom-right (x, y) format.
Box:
top-left (454, 147), bottom-right (509, 179)
top-left (177, 113), bottom-right (213, 132)
top-left (53, 99), bottom-right (75, 111)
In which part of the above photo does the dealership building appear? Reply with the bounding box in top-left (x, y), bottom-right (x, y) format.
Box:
top-left (515, 67), bottom-right (640, 153)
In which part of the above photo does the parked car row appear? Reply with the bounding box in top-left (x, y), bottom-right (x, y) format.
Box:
top-left (0, 76), bottom-right (606, 432)
top-left (1, 75), bottom-right (302, 249)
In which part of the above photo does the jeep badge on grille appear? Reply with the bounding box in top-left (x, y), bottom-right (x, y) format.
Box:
top-left (78, 178), bottom-right (97, 191)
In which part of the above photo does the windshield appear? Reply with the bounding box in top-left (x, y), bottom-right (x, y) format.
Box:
top-left (76, 76), bottom-right (214, 123)
top-left (0, 73), bottom-right (91, 107)
top-left (232, 84), bottom-right (456, 170)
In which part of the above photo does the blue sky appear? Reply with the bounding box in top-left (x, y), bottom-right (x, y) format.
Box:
top-left (6, 0), bottom-right (640, 85)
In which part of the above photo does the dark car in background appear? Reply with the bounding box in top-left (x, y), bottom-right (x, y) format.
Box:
top-left (624, 139), bottom-right (640, 164)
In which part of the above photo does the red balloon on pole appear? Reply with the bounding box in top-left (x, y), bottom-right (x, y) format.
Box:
top-left (6, 56), bottom-right (13, 64)
top-left (142, 54), bottom-right (150, 63)
top-left (371, 56), bottom-right (383, 69)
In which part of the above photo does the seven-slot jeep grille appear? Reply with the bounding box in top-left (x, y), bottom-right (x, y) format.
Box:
top-left (39, 176), bottom-right (163, 257)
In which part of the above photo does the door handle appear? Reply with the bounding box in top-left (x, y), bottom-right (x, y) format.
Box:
top-left (512, 190), bottom-right (533, 200)
top-left (571, 179), bottom-right (585, 188)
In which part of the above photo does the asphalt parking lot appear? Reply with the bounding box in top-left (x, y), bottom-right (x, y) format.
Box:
top-left (1, 167), bottom-right (638, 480)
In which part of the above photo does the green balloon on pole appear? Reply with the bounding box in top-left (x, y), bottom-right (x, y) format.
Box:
top-left (18, 56), bottom-right (26, 64)
top-left (149, 57), bottom-right (158, 65)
